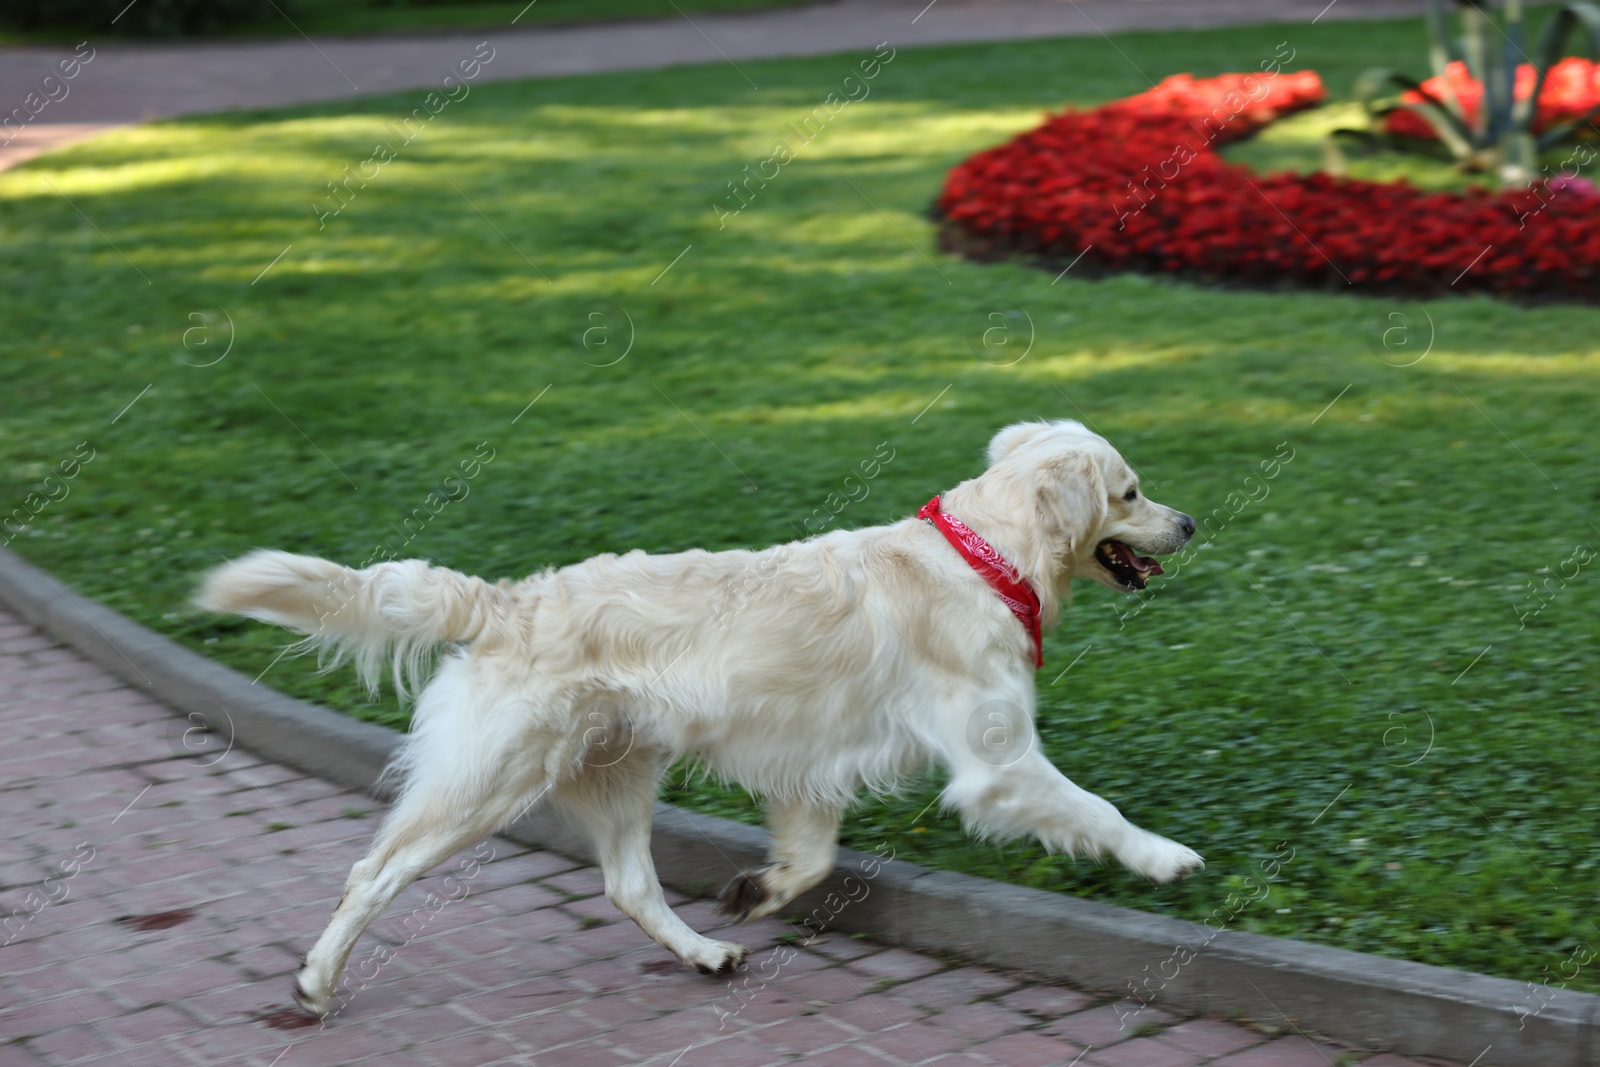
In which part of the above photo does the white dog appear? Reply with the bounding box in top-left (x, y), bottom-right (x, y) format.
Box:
top-left (197, 419), bottom-right (1202, 1017)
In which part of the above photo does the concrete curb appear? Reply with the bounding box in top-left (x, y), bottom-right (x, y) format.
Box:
top-left (0, 544), bottom-right (1591, 1065)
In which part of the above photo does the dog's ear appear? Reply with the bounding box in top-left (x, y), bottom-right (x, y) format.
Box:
top-left (1036, 451), bottom-right (1107, 558)
top-left (986, 421), bottom-right (1051, 466)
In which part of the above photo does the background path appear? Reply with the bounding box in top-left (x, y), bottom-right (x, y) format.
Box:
top-left (0, 0), bottom-right (1426, 170)
top-left (0, 602), bottom-right (1460, 1066)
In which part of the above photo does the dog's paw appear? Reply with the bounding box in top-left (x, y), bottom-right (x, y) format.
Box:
top-left (291, 973), bottom-right (333, 1019)
top-left (715, 869), bottom-right (772, 923)
top-left (1120, 832), bottom-right (1204, 884)
top-left (687, 939), bottom-right (748, 976)
top-left (1158, 844), bottom-right (1205, 883)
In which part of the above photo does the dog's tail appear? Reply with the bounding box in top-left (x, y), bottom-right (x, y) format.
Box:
top-left (195, 549), bottom-right (514, 698)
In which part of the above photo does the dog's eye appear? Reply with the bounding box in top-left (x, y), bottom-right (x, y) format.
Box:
top-left (1123, 487), bottom-right (1138, 502)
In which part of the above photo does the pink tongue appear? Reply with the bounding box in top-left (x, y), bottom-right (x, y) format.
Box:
top-left (1113, 542), bottom-right (1163, 575)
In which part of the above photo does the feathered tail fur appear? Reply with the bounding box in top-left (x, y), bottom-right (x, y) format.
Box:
top-left (195, 549), bottom-right (512, 698)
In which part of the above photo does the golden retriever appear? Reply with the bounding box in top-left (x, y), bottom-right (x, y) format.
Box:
top-left (197, 419), bottom-right (1201, 1017)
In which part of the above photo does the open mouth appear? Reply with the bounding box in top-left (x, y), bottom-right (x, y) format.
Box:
top-left (1095, 539), bottom-right (1165, 591)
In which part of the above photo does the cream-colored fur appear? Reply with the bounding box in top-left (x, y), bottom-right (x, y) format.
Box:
top-left (196, 419), bottom-right (1201, 1018)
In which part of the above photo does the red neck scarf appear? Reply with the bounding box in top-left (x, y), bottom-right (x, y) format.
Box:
top-left (918, 495), bottom-right (1043, 669)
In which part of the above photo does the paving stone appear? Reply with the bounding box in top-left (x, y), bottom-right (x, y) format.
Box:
top-left (885, 966), bottom-right (1022, 1010)
top-left (227, 942), bottom-right (304, 981)
top-left (42, 1047), bottom-right (172, 1067)
top-left (95, 1005), bottom-right (195, 1051)
top-left (572, 991), bottom-right (659, 1036)
top-left (674, 1033), bottom-right (794, 1066)
top-left (567, 919), bottom-right (668, 962)
top-left (180, 979), bottom-right (284, 1028)
top-left (0, 1049), bottom-right (56, 1067)
top-left (801, 934), bottom-right (883, 961)
top-left (967, 1029), bottom-right (1089, 1067)
top-left (1211, 1036), bottom-right (1355, 1067)
top-left (488, 850), bottom-right (585, 880)
top-left (777, 1048), bottom-right (901, 1067)
top-left (999, 984), bottom-right (1097, 1019)
top-left (459, 976), bottom-right (595, 1023)
top-left (926, 1000), bottom-right (1036, 1041)
top-left (101, 961), bottom-right (247, 1011)
top-left (816, 992), bottom-right (927, 1033)
top-left (845, 946), bottom-right (947, 982)
top-left (781, 964), bottom-right (869, 1005)
top-left (280, 1017), bottom-right (413, 1062)
top-left (719, 989), bottom-right (813, 1025)
top-left (1155, 1017), bottom-right (1266, 1059)
top-left (1088, 1035), bottom-right (1208, 1067)
top-left (23, 1025), bottom-right (120, 1064)
top-left (0, 989), bottom-right (121, 1044)
top-left (864, 1018), bottom-right (973, 1062)
top-left (346, 1051), bottom-right (434, 1067)
top-left (518, 1041), bottom-right (635, 1067)
top-left (604, 1006), bottom-right (727, 1058)
top-left (1042, 1002), bottom-right (1176, 1049)
top-left (543, 868), bottom-right (606, 898)
top-left (748, 1014), bottom-right (859, 1054)
top-left (564, 894), bottom-right (627, 922)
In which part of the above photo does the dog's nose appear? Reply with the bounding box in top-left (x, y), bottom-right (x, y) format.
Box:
top-left (1178, 513), bottom-right (1196, 538)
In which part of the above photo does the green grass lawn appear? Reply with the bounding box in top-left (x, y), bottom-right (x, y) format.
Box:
top-left (0, 0), bottom-right (818, 43)
top-left (3, 16), bottom-right (1598, 994)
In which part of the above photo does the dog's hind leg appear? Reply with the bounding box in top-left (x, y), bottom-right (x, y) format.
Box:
top-left (716, 799), bottom-right (843, 923)
top-left (290, 778), bottom-right (534, 1018)
top-left (292, 661), bottom-right (555, 1018)
top-left (553, 748), bottom-right (748, 975)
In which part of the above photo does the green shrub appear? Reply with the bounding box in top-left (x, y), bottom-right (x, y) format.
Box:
top-left (0, 0), bottom-right (283, 36)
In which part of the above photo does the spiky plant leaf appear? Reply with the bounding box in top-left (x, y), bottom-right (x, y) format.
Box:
top-left (1356, 66), bottom-right (1477, 159)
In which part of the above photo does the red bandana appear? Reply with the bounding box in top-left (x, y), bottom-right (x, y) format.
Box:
top-left (918, 495), bottom-right (1043, 669)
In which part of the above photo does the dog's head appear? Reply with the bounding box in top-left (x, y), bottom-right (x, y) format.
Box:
top-left (983, 420), bottom-right (1194, 594)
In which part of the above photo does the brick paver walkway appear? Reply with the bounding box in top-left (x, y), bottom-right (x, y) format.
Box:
top-left (0, 605), bottom-right (1463, 1066)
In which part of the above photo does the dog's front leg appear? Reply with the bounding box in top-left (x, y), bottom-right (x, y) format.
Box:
top-left (943, 749), bottom-right (1202, 883)
top-left (716, 799), bottom-right (844, 922)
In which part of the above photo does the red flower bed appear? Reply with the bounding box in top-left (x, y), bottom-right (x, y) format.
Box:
top-left (937, 70), bottom-right (1600, 298)
top-left (1386, 57), bottom-right (1600, 139)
